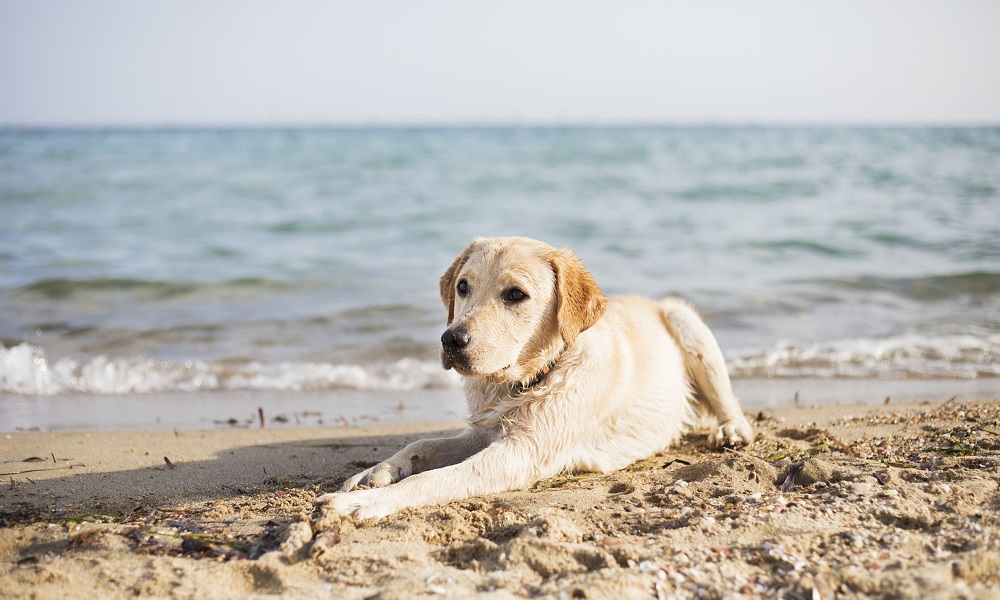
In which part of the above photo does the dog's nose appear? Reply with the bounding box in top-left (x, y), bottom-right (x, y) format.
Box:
top-left (441, 328), bottom-right (471, 351)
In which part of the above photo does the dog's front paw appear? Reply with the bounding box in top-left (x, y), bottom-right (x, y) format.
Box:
top-left (315, 489), bottom-right (394, 521)
top-left (707, 416), bottom-right (754, 449)
top-left (341, 461), bottom-right (410, 491)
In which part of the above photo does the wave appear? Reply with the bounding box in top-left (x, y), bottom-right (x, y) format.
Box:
top-left (12, 277), bottom-right (303, 301)
top-left (674, 179), bottom-right (821, 203)
top-left (746, 239), bottom-right (860, 258)
top-left (4, 330), bottom-right (998, 397)
top-left (800, 271), bottom-right (1000, 301)
top-left (729, 333), bottom-right (999, 379)
top-left (0, 343), bottom-right (458, 395)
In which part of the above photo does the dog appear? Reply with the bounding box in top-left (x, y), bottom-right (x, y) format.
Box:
top-left (316, 237), bottom-right (753, 520)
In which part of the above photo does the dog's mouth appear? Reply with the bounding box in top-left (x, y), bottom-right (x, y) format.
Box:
top-left (441, 351), bottom-right (464, 373)
top-left (442, 353), bottom-right (513, 381)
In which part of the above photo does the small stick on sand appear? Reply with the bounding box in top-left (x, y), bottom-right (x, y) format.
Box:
top-left (1, 464), bottom-right (85, 477)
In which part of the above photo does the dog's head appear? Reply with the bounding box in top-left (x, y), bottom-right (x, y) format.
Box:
top-left (438, 237), bottom-right (608, 384)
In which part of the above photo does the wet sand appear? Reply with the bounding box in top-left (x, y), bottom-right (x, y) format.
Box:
top-left (2, 398), bottom-right (999, 598)
top-left (5, 377), bottom-right (1000, 432)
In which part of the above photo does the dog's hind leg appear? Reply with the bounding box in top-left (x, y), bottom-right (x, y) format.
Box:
top-left (659, 298), bottom-right (753, 448)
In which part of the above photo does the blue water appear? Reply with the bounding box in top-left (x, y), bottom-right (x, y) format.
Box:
top-left (1, 127), bottom-right (998, 396)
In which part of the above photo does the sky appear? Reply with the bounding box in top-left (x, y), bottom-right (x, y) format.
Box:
top-left (2, 0), bottom-right (999, 127)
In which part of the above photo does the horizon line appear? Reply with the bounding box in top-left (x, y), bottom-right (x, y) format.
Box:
top-left (4, 119), bottom-right (1000, 133)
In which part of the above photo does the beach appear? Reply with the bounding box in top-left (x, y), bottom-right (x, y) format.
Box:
top-left (2, 128), bottom-right (998, 598)
top-left (3, 395), bottom-right (999, 599)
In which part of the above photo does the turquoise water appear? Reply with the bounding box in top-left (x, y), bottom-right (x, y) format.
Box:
top-left (1, 127), bottom-right (998, 396)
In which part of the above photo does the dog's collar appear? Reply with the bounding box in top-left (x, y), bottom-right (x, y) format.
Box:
top-left (511, 346), bottom-right (565, 396)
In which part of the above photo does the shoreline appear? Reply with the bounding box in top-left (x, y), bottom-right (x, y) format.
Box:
top-left (2, 397), bottom-right (999, 598)
top-left (3, 377), bottom-right (1000, 433)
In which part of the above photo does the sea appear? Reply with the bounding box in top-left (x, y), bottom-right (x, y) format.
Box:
top-left (2, 127), bottom-right (998, 430)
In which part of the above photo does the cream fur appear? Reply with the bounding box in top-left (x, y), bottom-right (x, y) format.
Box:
top-left (316, 237), bottom-right (753, 520)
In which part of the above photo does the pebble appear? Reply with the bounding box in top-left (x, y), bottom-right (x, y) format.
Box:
top-left (746, 492), bottom-right (763, 504)
top-left (853, 482), bottom-right (873, 494)
top-left (928, 482), bottom-right (951, 495)
top-left (638, 560), bottom-right (660, 574)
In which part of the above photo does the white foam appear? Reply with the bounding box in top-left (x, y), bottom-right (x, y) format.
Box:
top-left (728, 332), bottom-right (999, 379)
top-left (0, 343), bottom-right (459, 395)
top-left (4, 333), bottom-right (997, 396)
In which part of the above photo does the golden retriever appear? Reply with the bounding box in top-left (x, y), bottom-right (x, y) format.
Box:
top-left (317, 236), bottom-right (753, 520)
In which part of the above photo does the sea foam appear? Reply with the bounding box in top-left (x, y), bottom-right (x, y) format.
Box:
top-left (728, 332), bottom-right (999, 379)
top-left (0, 343), bottom-right (458, 395)
top-left (3, 332), bottom-right (997, 397)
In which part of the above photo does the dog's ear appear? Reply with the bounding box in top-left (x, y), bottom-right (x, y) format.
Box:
top-left (439, 240), bottom-right (479, 325)
top-left (549, 248), bottom-right (608, 346)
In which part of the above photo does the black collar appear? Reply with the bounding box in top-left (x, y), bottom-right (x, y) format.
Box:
top-left (511, 346), bottom-right (565, 396)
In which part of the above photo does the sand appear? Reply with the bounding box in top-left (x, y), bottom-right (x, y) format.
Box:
top-left (2, 398), bottom-right (999, 599)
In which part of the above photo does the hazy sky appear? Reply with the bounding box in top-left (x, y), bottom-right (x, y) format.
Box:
top-left (2, 0), bottom-right (999, 126)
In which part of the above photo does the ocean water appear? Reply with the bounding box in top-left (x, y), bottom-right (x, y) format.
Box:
top-left (1, 127), bottom-right (998, 419)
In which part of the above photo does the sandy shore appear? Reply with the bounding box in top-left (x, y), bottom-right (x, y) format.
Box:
top-left (6, 378), bottom-right (1000, 432)
top-left (2, 399), bottom-right (999, 599)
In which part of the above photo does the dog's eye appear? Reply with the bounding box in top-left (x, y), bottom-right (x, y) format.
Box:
top-left (457, 280), bottom-right (469, 296)
top-left (503, 288), bottom-right (527, 304)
